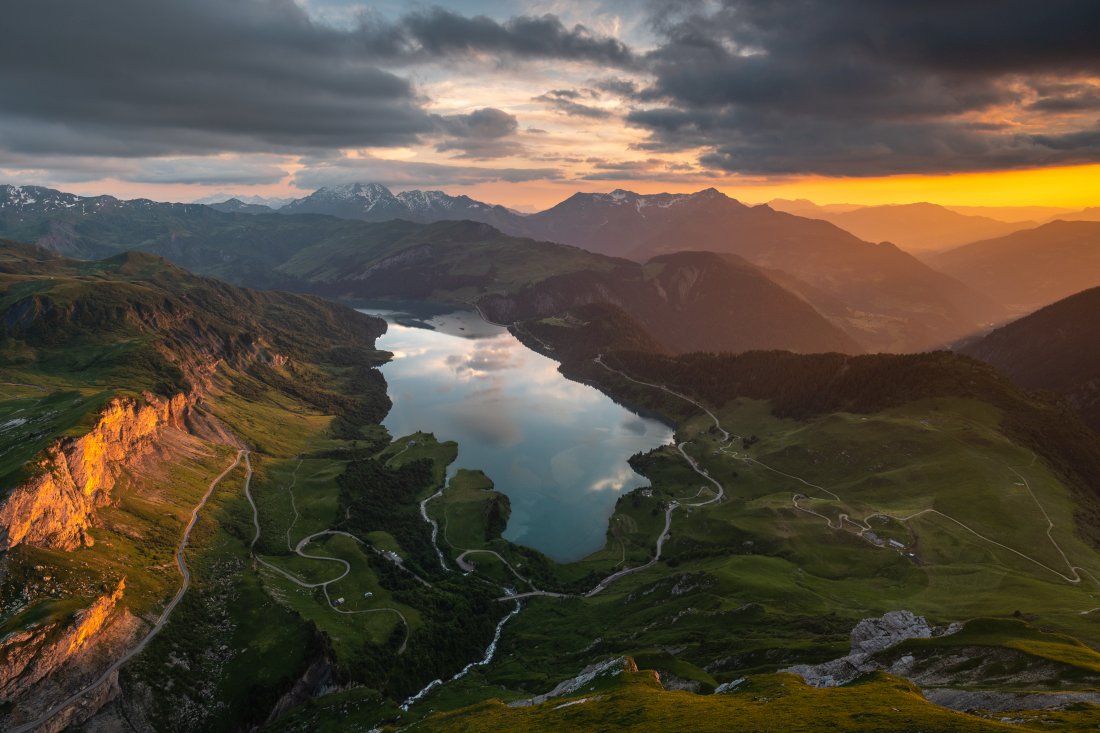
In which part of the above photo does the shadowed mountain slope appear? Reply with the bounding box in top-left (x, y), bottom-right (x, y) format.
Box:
top-left (962, 286), bottom-right (1100, 430)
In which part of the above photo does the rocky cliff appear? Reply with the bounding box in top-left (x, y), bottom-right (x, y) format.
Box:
top-left (784, 610), bottom-right (960, 687)
top-left (0, 393), bottom-right (191, 550)
top-left (0, 578), bottom-right (127, 704)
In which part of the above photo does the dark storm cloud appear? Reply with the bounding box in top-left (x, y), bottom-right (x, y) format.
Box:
top-left (433, 108), bottom-right (524, 158)
top-left (436, 108), bottom-right (519, 140)
top-left (628, 0), bottom-right (1100, 175)
top-left (533, 90), bottom-right (611, 119)
top-left (394, 9), bottom-right (635, 67)
top-left (0, 0), bottom-right (438, 157)
top-left (593, 77), bottom-right (639, 98)
top-left (0, 1), bottom-right (634, 160)
top-left (1026, 83), bottom-right (1100, 113)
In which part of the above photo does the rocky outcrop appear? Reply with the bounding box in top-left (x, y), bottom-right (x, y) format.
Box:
top-left (0, 578), bottom-right (126, 703)
top-left (510, 657), bottom-right (638, 708)
top-left (924, 688), bottom-right (1100, 713)
top-left (0, 393), bottom-right (191, 550)
top-left (785, 610), bottom-right (960, 688)
top-left (264, 653), bottom-right (334, 725)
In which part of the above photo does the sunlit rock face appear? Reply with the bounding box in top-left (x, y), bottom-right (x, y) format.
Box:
top-left (0, 393), bottom-right (191, 551)
top-left (0, 578), bottom-right (126, 703)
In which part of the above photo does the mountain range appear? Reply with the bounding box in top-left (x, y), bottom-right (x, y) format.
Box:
top-left (767, 200), bottom-right (1032, 253)
top-left (0, 182), bottom-right (1010, 354)
top-left (6, 181), bottom-right (1100, 355)
top-left (498, 188), bottom-right (1006, 351)
top-left (277, 181), bottom-right (523, 231)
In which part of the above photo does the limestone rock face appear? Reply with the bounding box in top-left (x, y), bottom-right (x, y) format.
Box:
top-left (510, 657), bottom-right (636, 707)
top-left (850, 610), bottom-right (935, 656)
top-left (0, 578), bottom-right (126, 703)
top-left (784, 610), bottom-right (959, 688)
top-left (0, 393), bottom-right (190, 550)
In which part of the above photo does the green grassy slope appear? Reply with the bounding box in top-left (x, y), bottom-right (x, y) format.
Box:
top-left (0, 242), bottom-right (395, 731)
top-left (412, 670), bottom-right (1025, 733)
top-left (308, 327), bottom-right (1100, 733)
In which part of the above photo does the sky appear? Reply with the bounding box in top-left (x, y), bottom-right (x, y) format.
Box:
top-left (2, 0), bottom-right (1099, 210)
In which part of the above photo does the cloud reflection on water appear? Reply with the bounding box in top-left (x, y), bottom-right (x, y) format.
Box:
top-left (369, 309), bottom-right (674, 562)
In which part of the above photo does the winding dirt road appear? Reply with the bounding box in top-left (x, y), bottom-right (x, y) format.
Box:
top-left (242, 455), bottom-right (413, 653)
top-left (487, 360), bottom-right (732, 603)
top-left (595, 354), bottom-right (736, 443)
top-left (725, 415), bottom-right (1100, 592)
top-left (11, 449), bottom-right (247, 733)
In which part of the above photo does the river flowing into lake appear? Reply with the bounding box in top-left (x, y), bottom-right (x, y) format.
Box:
top-left (362, 304), bottom-right (674, 563)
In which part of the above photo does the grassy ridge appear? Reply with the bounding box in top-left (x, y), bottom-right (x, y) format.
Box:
top-left (411, 670), bottom-right (1023, 733)
top-left (0, 243), bottom-right (397, 730)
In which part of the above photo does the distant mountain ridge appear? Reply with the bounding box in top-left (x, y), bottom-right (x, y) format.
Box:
top-left (962, 286), bottom-right (1100, 430)
top-left (928, 220), bottom-right (1100, 314)
top-left (477, 250), bottom-right (862, 355)
top-left (208, 198), bottom-right (276, 214)
top-left (278, 182), bottom-right (525, 230)
top-left (767, 199), bottom-right (1032, 253)
top-left (0, 188), bottom-right (859, 354)
top-left (494, 187), bottom-right (1005, 352)
top-left (0, 182), bottom-right (1004, 353)
top-left (0, 183), bottom-right (170, 217)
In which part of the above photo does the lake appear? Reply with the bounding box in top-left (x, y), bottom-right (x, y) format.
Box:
top-left (362, 305), bottom-right (674, 563)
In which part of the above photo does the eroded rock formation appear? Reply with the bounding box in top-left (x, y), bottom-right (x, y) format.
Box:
top-left (0, 393), bottom-right (190, 550)
top-left (784, 610), bottom-right (960, 688)
top-left (0, 578), bottom-right (127, 704)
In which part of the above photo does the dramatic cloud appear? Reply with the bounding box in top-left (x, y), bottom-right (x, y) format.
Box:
top-left (1026, 82), bottom-right (1100, 113)
top-left (3, 0), bottom-right (1098, 196)
top-left (391, 9), bottom-right (636, 67)
top-left (627, 0), bottom-right (1100, 175)
top-left (0, 0), bottom-right (439, 157)
top-left (0, 1), bottom-right (633, 162)
top-left (534, 89), bottom-right (612, 119)
top-left (293, 155), bottom-right (560, 189)
top-left (433, 107), bottom-right (524, 158)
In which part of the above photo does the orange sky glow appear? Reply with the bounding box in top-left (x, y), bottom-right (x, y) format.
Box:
top-left (60, 161), bottom-right (1100, 213)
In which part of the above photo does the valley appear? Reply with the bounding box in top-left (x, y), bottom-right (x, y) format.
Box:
top-left (2, 198), bottom-right (1100, 732)
top-left (5, 3), bottom-right (1100, 729)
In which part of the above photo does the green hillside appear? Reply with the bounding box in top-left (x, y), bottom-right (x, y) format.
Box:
top-left (274, 329), bottom-right (1100, 732)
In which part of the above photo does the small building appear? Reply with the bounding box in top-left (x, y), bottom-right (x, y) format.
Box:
top-left (334, 597), bottom-right (345, 605)
top-left (888, 539), bottom-right (906, 550)
top-left (363, 591), bottom-right (373, 599)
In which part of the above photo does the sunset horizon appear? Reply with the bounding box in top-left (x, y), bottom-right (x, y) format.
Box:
top-left (5, 2), bottom-right (1099, 211)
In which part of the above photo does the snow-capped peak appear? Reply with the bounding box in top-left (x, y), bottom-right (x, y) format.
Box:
top-left (0, 184), bottom-right (85, 211)
top-left (325, 182), bottom-right (395, 203)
